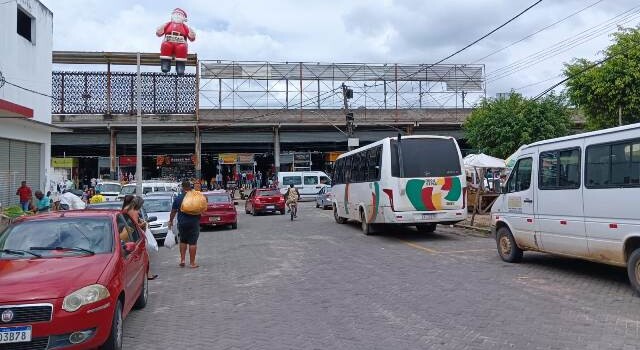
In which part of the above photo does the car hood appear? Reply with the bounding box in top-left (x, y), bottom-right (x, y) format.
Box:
top-left (0, 254), bottom-right (112, 303)
top-left (148, 211), bottom-right (170, 223)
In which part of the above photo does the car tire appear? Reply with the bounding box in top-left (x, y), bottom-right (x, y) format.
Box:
top-left (231, 223), bottom-right (238, 229)
top-left (280, 210), bottom-right (286, 215)
top-left (496, 226), bottom-right (523, 263)
top-left (316, 202), bottom-right (320, 208)
top-left (245, 207), bottom-right (251, 214)
top-left (100, 299), bottom-right (123, 350)
top-left (361, 210), bottom-right (374, 236)
top-left (627, 248), bottom-right (640, 295)
top-left (334, 205), bottom-right (347, 224)
top-left (252, 208), bottom-right (257, 216)
top-left (416, 223), bottom-right (437, 233)
top-left (133, 272), bottom-right (148, 310)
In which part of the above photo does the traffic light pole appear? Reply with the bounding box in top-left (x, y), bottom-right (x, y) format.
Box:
top-left (342, 83), bottom-right (354, 151)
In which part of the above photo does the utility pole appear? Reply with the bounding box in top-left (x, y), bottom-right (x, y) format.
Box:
top-left (342, 83), bottom-right (355, 151)
top-left (135, 52), bottom-right (143, 195)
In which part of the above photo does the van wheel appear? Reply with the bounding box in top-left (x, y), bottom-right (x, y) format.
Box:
top-left (333, 205), bottom-right (347, 224)
top-left (361, 210), bottom-right (374, 236)
top-left (627, 248), bottom-right (640, 295)
top-left (416, 223), bottom-right (437, 233)
top-left (496, 226), bottom-right (523, 263)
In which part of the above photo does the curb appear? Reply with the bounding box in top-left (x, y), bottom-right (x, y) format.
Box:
top-left (454, 223), bottom-right (491, 236)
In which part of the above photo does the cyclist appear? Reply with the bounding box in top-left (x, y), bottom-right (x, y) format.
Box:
top-left (284, 184), bottom-right (300, 218)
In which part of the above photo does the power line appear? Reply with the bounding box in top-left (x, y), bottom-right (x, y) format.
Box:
top-left (513, 74), bottom-right (563, 91)
top-left (472, 0), bottom-right (605, 64)
top-left (486, 5), bottom-right (640, 82)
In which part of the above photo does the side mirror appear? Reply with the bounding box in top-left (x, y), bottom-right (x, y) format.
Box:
top-left (234, 201), bottom-right (239, 206)
top-left (124, 241), bottom-right (136, 253)
top-left (147, 216), bottom-right (157, 222)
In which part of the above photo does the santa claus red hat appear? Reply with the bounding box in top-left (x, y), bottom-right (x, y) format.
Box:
top-left (172, 8), bottom-right (187, 19)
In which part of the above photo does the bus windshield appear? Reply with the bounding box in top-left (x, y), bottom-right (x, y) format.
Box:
top-left (391, 138), bottom-right (462, 178)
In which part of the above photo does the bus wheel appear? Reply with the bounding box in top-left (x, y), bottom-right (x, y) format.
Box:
top-left (333, 205), bottom-right (347, 224)
top-left (496, 226), bottom-right (523, 263)
top-left (416, 223), bottom-right (436, 233)
top-left (626, 248), bottom-right (640, 295)
top-left (360, 210), bottom-right (374, 236)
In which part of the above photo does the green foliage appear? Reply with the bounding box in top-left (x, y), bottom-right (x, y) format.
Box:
top-left (463, 93), bottom-right (572, 159)
top-left (565, 27), bottom-right (640, 130)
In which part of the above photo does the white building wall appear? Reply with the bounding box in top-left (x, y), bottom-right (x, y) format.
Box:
top-left (0, 0), bottom-right (53, 124)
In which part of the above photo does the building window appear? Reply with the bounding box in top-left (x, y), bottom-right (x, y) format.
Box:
top-left (17, 8), bottom-right (33, 42)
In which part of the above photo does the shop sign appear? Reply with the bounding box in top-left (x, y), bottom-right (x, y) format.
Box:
top-left (170, 155), bottom-right (195, 165)
top-left (119, 156), bottom-right (137, 166)
top-left (294, 152), bottom-right (310, 162)
top-left (98, 157), bottom-right (112, 168)
top-left (218, 153), bottom-right (238, 164)
top-left (237, 153), bottom-right (254, 164)
top-left (51, 157), bottom-right (78, 168)
top-left (326, 152), bottom-right (343, 162)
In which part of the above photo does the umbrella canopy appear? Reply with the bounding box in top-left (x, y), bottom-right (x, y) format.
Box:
top-left (463, 153), bottom-right (506, 169)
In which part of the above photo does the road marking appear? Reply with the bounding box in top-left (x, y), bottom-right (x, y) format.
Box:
top-left (400, 240), bottom-right (493, 255)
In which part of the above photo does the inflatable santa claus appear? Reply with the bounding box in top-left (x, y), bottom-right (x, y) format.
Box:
top-left (156, 8), bottom-right (196, 75)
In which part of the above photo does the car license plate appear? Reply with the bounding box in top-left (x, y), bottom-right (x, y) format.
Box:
top-left (0, 326), bottom-right (31, 344)
top-left (421, 213), bottom-right (436, 220)
top-left (266, 205), bottom-right (275, 210)
top-left (209, 216), bottom-right (220, 222)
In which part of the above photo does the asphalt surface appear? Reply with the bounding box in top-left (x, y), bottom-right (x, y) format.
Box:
top-left (124, 201), bottom-right (640, 350)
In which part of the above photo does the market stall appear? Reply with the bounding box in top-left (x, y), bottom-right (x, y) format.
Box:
top-left (463, 153), bottom-right (506, 225)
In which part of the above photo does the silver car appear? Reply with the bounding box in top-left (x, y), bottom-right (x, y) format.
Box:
top-left (142, 195), bottom-right (174, 241)
top-left (315, 186), bottom-right (332, 210)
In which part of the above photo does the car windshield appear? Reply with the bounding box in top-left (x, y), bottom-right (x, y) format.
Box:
top-left (88, 202), bottom-right (122, 210)
top-left (258, 190), bottom-right (280, 197)
top-left (0, 218), bottom-right (113, 259)
top-left (144, 198), bottom-right (173, 212)
top-left (120, 186), bottom-right (136, 195)
top-left (97, 183), bottom-right (121, 193)
top-left (206, 194), bottom-right (230, 203)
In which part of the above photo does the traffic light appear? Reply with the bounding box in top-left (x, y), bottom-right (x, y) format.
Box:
top-left (345, 88), bottom-right (353, 99)
top-left (346, 112), bottom-right (354, 122)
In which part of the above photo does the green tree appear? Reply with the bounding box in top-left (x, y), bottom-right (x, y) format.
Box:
top-left (564, 27), bottom-right (640, 130)
top-left (463, 93), bottom-right (572, 159)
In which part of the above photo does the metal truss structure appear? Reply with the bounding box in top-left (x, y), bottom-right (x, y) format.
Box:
top-left (199, 61), bottom-right (486, 113)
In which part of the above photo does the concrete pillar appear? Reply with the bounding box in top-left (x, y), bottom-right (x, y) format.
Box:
top-left (110, 129), bottom-right (117, 180)
top-left (406, 125), bottom-right (414, 135)
top-left (195, 127), bottom-right (202, 179)
top-left (274, 127), bottom-right (280, 174)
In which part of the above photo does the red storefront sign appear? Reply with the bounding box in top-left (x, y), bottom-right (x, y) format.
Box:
top-left (119, 156), bottom-right (137, 166)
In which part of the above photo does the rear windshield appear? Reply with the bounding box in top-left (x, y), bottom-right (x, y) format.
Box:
top-left (282, 176), bottom-right (302, 186)
top-left (120, 186), bottom-right (136, 195)
top-left (391, 138), bottom-right (462, 178)
top-left (257, 190), bottom-right (280, 197)
top-left (206, 194), bottom-right (230, 203)
top-left (97, 183), bottom-right (121, 193)
top-left (143, 198), bottom-right (173, 212)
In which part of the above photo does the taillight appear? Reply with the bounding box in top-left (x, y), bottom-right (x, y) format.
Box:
top-left (254, 198), bottom-right (261, 204)
top-left (278, 196), bottom-right (285, 203)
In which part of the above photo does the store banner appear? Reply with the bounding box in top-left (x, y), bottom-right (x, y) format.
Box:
top-left (237, 153), bottom-right (254, 164)
top-left (326, 152), bottom-right (343, 162)
top-left (218, 153), bottom-right (238, 164)
top-left (294, 152), bottom-right (311, 161)
top-left (51, 157), bottom-right (78, 168)
top-left (170, 155), bottom-right (195, 165)
top-left (98, 157), bottom-right (112, 168)
top-left (119, 156), bottom-right (137, 166)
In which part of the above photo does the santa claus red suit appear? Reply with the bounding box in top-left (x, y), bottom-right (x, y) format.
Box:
top-left (156, 8), bottom-right (195, 75)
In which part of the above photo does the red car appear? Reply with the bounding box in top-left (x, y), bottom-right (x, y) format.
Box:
top-left (200, 191), bottom-right (238, 229)
top-left (0, 210), bottom-right (149, 350)
top-left (245, 188), bottom-right (286, 216)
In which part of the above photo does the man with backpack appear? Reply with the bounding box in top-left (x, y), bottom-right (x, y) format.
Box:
top-left (169, 180), bottom-right (204, 268)
top-left (284, 184), bottom-right (300, 218)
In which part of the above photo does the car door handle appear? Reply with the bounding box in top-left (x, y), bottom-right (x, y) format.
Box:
top-left (523, 198), bottom-right (533, 203)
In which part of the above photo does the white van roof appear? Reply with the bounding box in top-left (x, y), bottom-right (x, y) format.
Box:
top-left (522, 123), bottom-right (640, 150)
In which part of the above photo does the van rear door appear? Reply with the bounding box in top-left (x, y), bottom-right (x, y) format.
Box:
top-left (301, 173), bottom-right (321, 197)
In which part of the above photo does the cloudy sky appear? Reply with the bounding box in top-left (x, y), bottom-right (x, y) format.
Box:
top-left (41, 0), bottom-right (639, 98)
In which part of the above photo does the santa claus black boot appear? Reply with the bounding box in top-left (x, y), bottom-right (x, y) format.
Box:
top-left (176, 61), bottom-right (186, 76)
top-left (161, 59), bottom-right (171, 73)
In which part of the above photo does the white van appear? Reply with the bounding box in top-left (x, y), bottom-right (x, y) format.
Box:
top-left (117, 182), bottom-right (178, 200)
top-left (491, 123), bottom-right (640, 293)
top-left (95, 181), bottom-right (121, 202)
top-left (278, 171), bottom-right (331, 199)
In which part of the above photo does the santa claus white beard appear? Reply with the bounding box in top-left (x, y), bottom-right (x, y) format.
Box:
top-left (171, 14), bottom-right (185, 23)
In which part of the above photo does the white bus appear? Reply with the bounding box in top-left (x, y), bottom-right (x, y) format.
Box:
top-left (331, 135), bottom-right (467, 235)
top-left (491, 123), bottom-right (640, 293)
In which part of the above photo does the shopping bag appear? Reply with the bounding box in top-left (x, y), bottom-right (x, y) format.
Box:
top-left (164, 229), bottom-right (176, 249)
top-left (144, 227), bottom-right (159, 252)
top-left (180, 190), bottom-right (207, 215)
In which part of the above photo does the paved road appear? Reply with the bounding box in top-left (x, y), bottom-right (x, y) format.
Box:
top-left (125, 202), bottom-right (640, 350)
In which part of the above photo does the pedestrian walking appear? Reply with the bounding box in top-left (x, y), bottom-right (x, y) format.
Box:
top-left (16, 181), bottom-right (32, 212)
top-left (122, 195), bottom-right (158, 280)
top-left (169, 180), bottom-right (201, 268)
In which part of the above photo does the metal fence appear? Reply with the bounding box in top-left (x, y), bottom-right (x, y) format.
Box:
top-left (51, 71), bottom-right (197, 115)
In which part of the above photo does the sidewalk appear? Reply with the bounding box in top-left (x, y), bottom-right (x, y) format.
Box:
top-left (456, 213), bottom-right (492, 234)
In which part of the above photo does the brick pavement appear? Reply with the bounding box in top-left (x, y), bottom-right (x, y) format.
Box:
top-left (123, 202), bottom-right (640, 350)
